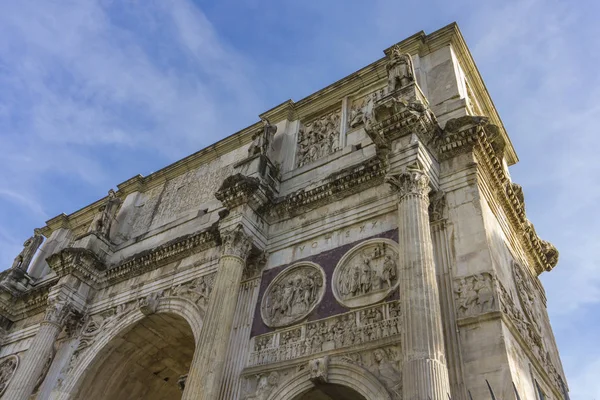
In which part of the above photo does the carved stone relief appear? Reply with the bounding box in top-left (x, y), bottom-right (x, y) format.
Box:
top-left (296, 110), bottom-right (341, 168)
top-left (454, 272), bottom-right (497, 318)
top-left (308, 355), bottom-right (329, 384)
top-left (513, 262), bottom-right (542, 335)
top-left (498, 279), bottom-right (564, 396)
top-left (0, 355), bottom-right (19, 396)
top-left (249, 301), bottom-right (401, 367)
top-left (333, 345), bottom-right (402, 399)
top-left (171, 274), bottom-right (215, 307)
top-left (59, 274), bottom-right (215, 384)
top-left (261, 263), bottom-right (325, 328)
top-left (333, 239), bottom-right (399, 308)
top-left (244, 371), bottom-right (280, 400)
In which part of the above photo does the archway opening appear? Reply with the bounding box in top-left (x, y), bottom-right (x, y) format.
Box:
top-left (293, 384), bottom-right (367, 400)
top-left (75, 312), bottom-right (195, 400)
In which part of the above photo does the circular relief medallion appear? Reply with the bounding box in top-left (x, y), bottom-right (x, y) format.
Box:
top-left (333, 238), bottom-right (399, 308)
top-left (0, 355), bottom-right (19, 396)
top-left (261, 262), bottom-right (325, 328)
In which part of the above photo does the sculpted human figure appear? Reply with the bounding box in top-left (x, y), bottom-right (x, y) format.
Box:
top-left (359, 255), bottom-right (372, 294)
top-left (248, 118), bottom-right (277, 157)
top-left (371, 349), bottom-right (402, 398)
top-left (11, 228), bottom-right (44, 271)
top-left (473, 274), bottom-right (494, 312)
top-left (382, 255), bottom-right (397, 288)
top-left (387, 46), bottom-right (415, 91)
top-left (281, 279), bottom-right (295, 316)
top-left (89, 189), bottom-right (121, 240)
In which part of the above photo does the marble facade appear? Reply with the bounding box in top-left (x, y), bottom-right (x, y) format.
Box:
top-left (0, 23), bottom-right (568, 400)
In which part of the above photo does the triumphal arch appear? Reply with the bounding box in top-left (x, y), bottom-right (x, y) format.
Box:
top-left (0, 23), bottom-right (569, 400)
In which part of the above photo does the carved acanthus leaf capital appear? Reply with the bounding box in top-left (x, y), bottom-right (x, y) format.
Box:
top-left (220, 225), bottom-right (253, 261)
top-left (43, 299), bottom-right (75, 327)
top-left (386, 163), bottom-right (430, 199)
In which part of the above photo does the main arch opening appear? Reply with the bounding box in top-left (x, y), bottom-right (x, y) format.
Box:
top-left (75, 312), bottom-right (195, 400)
top-left (293, 384), bottom-right (367, 400)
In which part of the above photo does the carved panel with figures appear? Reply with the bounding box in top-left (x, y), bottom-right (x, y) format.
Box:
top-left (249, 301), bottom-right (401, 367)
top-left (295, 110), bottom-right (341, 168)
top-left (261, 262), bottom-right (325, 328)
top-left (333, 239), bottom-right (399, 308)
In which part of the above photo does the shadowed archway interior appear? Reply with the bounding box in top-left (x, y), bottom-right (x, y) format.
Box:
top-left (293, 384), bottom-right (367, 400)
top-left (75, 313), bottom-right (195, 400)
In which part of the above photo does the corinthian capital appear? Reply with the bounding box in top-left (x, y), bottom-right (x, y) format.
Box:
top-left (386, 163), bottom-right (430, 199)
top-left (220, 225), bottom-right (253, 260)
top-left (43, 300), bottom-right (74, 327)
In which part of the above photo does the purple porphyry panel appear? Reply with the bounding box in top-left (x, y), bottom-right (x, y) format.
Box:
top-left (250, 229), bottom-right (398, 337)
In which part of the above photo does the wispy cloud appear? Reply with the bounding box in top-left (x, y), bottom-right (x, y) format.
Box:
top-left (0, 1), bottom-right (597, 398)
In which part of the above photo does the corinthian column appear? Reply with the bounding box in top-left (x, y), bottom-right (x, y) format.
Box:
top-left (5, 300), bottom-right (74, 400)
top-left (387, 164), bottom-right (451, 400)
top-left (182, 225), bottom-right (253, 400)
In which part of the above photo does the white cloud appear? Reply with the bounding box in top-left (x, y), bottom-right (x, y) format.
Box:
top-left (0, 0), bottom-right (263, 268)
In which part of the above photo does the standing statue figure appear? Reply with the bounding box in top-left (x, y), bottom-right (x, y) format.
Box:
top-left (248, 118), bottom-right (277, 157)
top-left (387, 46), bottom-right (415, 91)
top-left (89, 189), bottom-right (121, 240)
top-left (11, 228), bottom-right (44, 271)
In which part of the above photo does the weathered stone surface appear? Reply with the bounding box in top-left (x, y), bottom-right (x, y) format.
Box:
top-left (0, 23), bottom-right (568, 400)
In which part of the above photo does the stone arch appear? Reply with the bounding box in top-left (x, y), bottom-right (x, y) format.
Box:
top-left (266, 360), bottom-right (391, 400)
top-left (50, 296), bottom-right (204, 400)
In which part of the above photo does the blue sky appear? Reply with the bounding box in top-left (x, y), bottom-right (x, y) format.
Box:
top-left (0, 0), bottom-right (598, 397)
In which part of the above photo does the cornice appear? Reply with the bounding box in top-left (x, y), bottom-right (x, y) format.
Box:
top-left (215, 173), bottom-right (262, 210)
top-left (47, 248), bottom-right (106, 284)
top-left (270, 157), bottom-right (385, 220)
top-left (0, 274), bottom-right (57, 322)
top-left (39, 23), bottom-right (518, 239)
top-left (104, 225), bottom-right (221, 285)
top-left (437, 116), bottom-right (557, 275)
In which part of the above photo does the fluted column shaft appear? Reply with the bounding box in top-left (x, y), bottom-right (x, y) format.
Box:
top-left (5, 302), bottom-right (72, 400)
top-left (182, 225), bottom-right (252, 400)
top-left (388, 166), bottom-right (451, 400)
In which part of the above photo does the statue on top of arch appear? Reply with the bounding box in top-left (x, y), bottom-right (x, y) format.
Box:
top-left (88, 189), bottom-right (121, 241)
top-left (387, 45), bottom-right (415, 92)
top-left (11, 228), bottom-right (44, 272)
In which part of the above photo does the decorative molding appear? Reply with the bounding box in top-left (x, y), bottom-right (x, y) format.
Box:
top-left (47, 248), bottom-right (105, 283)
top-left (261, 262), bottom-right (325, 328)
top-left (105, 226), bottom-right (220, 285)
top-left (215, 174), bottom-right (262, 210)
top-left (271, 157), bottom-right (385, 219)
top-left (249, 301), bottom-right (401, 368)
top-left (332, 239), bottom-right (399, 308)
top-left (437, 115), bottom-right (558, 274)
